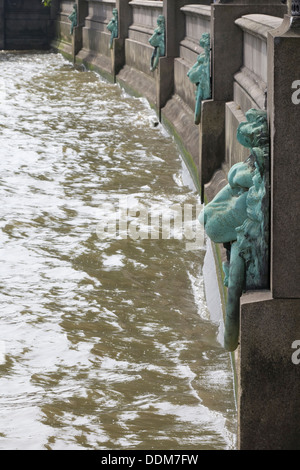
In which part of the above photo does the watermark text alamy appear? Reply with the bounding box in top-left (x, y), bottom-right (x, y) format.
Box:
top-left (96, 197), bottom-right (205, 251)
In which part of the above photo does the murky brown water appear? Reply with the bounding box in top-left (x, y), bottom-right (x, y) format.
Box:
top-left (0, 51), bottom-right (236, 450)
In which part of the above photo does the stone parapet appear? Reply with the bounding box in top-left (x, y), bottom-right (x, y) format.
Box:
top-left (234, 14), bottom-right (282, 112)
top-left (172, 5), bottom-right (211, 113)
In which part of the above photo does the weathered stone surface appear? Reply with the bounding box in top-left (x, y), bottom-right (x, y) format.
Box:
top-left (239, 292), bottom-right (300, 450)
top-left (200, 100), bottom-right (225, 186)
top-left (212, 4), bottom-right (286, 103)
top-left (267, 15), bottom-right (300, 299)
top-left (180, 4), bottom-right (211, 45)
top-left (117, 64), bottom-right (156, 105)
top-left (225, 102), bottom-right (250, 168)
top-left (161, 94), bottom-right (200, 186)
top-left (174, 57), bottom-right (198, 112)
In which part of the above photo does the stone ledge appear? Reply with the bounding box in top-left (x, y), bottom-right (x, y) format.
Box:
top-left (239, 295), bottom-right (300, 450)
top-left (88, 0), bottom-right (116, 4)
top-left (129, 0), bottom-right (163, 8)
top-left (181, 5), bottom-right (211, 18)
top-left (174, 56), bottom-right (196, 111)
top-left (234, 66), bottom-right (266, 111)
top-left (180, 37), bottom-right (203, 54)
top-left (85, 15), bottom-right (111, 23)
top-left (235, 14), bottom-right (282, 40)
top-left (117, 64), bottom-right (156, 106)
top-left (129, 24), bottom-right (155, 36)
top-left (76, 48), bottom-right (113, 76)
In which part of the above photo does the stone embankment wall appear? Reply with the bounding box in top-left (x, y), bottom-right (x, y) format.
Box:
top-left (53, 0), bottom-right (300, 451)
top-left (0, 0), bottom-right (54, 50)
top-left (52, 1), bottom-right (289, 193)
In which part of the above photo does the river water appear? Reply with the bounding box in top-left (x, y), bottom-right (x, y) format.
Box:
top-left (0, 51), bottom-right (236, 450)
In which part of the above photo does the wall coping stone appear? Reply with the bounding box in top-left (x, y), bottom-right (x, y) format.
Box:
top-left (129, 1), bottom-right (163, 7)
top-left (235, 14), bottom-right (282, 40)
top-left (181, 5), bottom-right (211, 18)
top-left (234, 67), bottom-right (266, 109)
top-left (88, 0), bottom-right (116, 4)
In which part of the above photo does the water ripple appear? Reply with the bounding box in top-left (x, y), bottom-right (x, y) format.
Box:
top-left (0, 51), bottom-right (236, 450)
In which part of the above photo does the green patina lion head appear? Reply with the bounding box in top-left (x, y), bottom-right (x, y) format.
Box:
top-left (149, 15), bottom-right (165, 71)
top-left (68, 3), bottom-right (77, 35)
top-left (200, 108), bottom-right (268, 245)
top-left (199, 108), bottom-right (269, 351)
top-left (107, 8), bottom-right (118, 49)
top-left (187, 33), bottom-right (211, 124)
